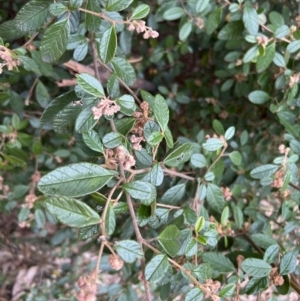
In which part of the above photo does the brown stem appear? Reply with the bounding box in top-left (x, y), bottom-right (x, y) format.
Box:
top-left (289, 182), bottom-right (300, 192)
top-left (25, 77), bottom-right (39, 106)
top-left (206, 139), bottom-right (227, 173)
top-left (161, 165), bottom-right (195, 181)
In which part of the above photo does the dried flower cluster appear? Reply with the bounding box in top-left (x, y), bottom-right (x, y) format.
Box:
top-left (288, 73), bottom-right (300, 88)
top-left (23, 171), bottom-right (41, 209)
top-left (270, 267), bottom-right (284, 286)
top-left (92, 97), bottom-right (120, 119)
top-left (0, 176), bottom-right (9, 198)
top-left (0, 46), bottom-right (21, 74)
top-left (195, 17), bottom-right (204, 29)
top-left (77, 274), bottom-right (97, 301)
top-left (108, 254), bottom-right (124, 270)
top-left (256, 35), bottom-right (269, 48)
top-left (106, 146), bottom-right (136, 170)
top-left (271, 169), bottom-right (286, 188)
top-left (127, 20), bottom-right (159, 39)
top-left (221, 187), bottom-right (232, 201)
top-left (205, 279), bottom-right (221, 301)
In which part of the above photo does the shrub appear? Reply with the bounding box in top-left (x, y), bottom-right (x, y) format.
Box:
top-left (1, 0), bottom-right (300, 300)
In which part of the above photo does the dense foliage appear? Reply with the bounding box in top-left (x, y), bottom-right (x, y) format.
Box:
top-left (1, 0), bottom-right (300, 300)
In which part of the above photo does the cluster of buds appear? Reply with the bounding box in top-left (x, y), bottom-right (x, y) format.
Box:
top-left (131, 101), bottom-right (150, 137)
top-left (0, 46), bottom-right (21, 74)
top-left (0, 176), bottom-right (9, 197)
top-left (270, 267), bottom-right (284, 286)
top-left (195, 17), bottom-right (204, 29)
top-left (271, 169), bottom-right (286, 188)
top-left (23, 171), bottom-right (41, 208)
top-left (204, 279), bottom-right (221, 301)
top-left (278, 144), bottom-right (290, 155)
top-left (130, 135), bottom-right (144, 150)
top-left (91, 97), bottom-right (120, 119)
top-left (108, 254), bottom-right (124, 270)
top-left (77, 274), bottom-right (97, 301)
top-left (106, 146), bottom-right (136, 170)
top-left (127, 20), bottom-right (159, 39)
top-left (256, 35), bottom-right (269, 48)
top-left (288, 73), bottom-right (300, 88)
top-left (221, 187), bottom-right (232, 201)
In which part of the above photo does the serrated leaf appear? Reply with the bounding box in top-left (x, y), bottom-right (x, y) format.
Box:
top-left (206, 7), bottom-right (223, 35)
top-left (85, 0), bottom-right (101, 32)
top-left (203, 138), bottom-right (224, 151)
top-left (150, 163), bottom-right (164, 186)
top-left (185, 287), bottom-right (203, 301)
top-left (243, 4), bottom-right (259, 36)
top-left (107, 73), bottom-right (120, 98)
top-left (38, 163), bottom-right (114, 197)
top-left (19, 56), bottom-right (41, 75)
top-left (280, 250), bottom-right (297, 275)
top-left (0, 20), bottom-right (26, 42)
top-left (206, 183), bottom-right (225, 212)
top-left (105, 204), bottom-right (116, 235)
top-left (15, 0), bottom-right (51, 32)
top-left (241, 258), bottom-right (272, 277)
top-left (99, 26), bottom-right (117, 63)
top-left (224, 126), bottom-right (235, 140)
top-left (202, 252), bottom-right (235, 273)
top-left (76, 73), bottom-right (105, 97)
top-left (244, 276), bottom-right (268, 294)
top-left (164, 127), bottom-right (174, 149)
top-left (158, 225), bottom-right (181, 257)
top-left (82, 130), bottom-right (103, 153)
top-left (233, 205), bottom-right (243, 228)
top-left (145, 254), bottom-right (170, 283)
top-left (251, 233), bottom-right (277, 249)
top-left (161, 183), bottom-right (185, 205)
top-left (115, 117), bottom-right (135, 135)
top-left (78, 224), bottom-right (100, 240)
top-left (73, 42), bottom-right (88, 61)
top-left (154, 94), bottom-right (169, 132)
top-left (250, 164), bottom-right (278, 179)
top-left (116, 240), bottom-right (143, 263)
top-left (193, 263), bottom-right (212, 280)
top-left (219, 283), bottom-right (236, 297)
top-left (123, 181), bottom-right (156, 204)
top-left (195, 216), bottom-right (205, 233)
top-left (111, 57), bottom-right (136, 86)
top-left (45, 196), bottom-right (100, 227)
top-left (263, 244), bottom-right (279, 264)
top-left (40, 18), bottom-right (69, 63)
top-left (132, 4), bottom-right (150, 19)
top-left (248, 90), bottom-right (270, 104)
top-left (106, 0), bottom-right (133, 11)
top-left (163, 142), bottom-right (193, 167)
top-left (75, 102), bottom-right (98, 133)
top-left (102, 132), bottom-right (122, 148)
top-left (49, 3), bottom-right (67, 16)
top-left (147, 131), bottom-right (163, 146)
top-left (116, 94), bottom-right (136, 116)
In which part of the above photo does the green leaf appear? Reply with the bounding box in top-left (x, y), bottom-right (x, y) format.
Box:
top-left (78, 224), bottom-right (100, 240)
top-left (248, 90), bottom-right (270, 104)
top-left (76, 73), bottom-right (105, 97)
top-left (219, 283), bottom-right (236, 298)
top-left (111, 57), bottom-right (136, 86)
top-left (196, 0), bottom-right (209, 13)
top-left (107, 74), bottom-right (120, 98)
top-left (164, 127), bottom-right (174, 149)
top-left (213, 120), bottom-right (225, 135)
top-left (0, 20), bottom-right (26, 42)
top-left (251, 233), bottom-right (277, 249)
top-left (185, 287), bottom-right (203, 301)
top-left (132, 4), bottom-right (150, 19)
top-left (241, 258), bottom-right (272, 277)
top-left (40, 18), bottom-right (69, 63)
top-left (195, 216), bottom-right (205, 233)
top-left (49, 3), bottom-right (67, 16)
top-left (73, 42), bottom-right (88, 61)
top-left (229, 151), bottom-right (242, 165)
top-left (279, 250), bottom-right (297, 275)
top-left (243, 45), bottom-right (259, 63)
top-left (38, 163), bottom-right (114, 197)
top-left (115, 117), bottom-right (135, 135)
top-left (273, 52), bottom-right (286, 68)
top-left (163, 7), bottom-right (184, 21)
top-left (123, 181), bottom-right (156, 204)
top-left (99, 26), bottom-right (117, 63)
top-left (35, 81), bottom-right (50, 108)
top-left (287, 40), bottom-right (300, 54)
top-left (19, 56), bottom-right (41, 75)
top-left (269, 11), bottom-right (284, 28)
top-left (221, 206), bottom-right (229, 226)
top-left (82, 130), bottom-right (103, 153)
top-left (203, 138), bottom-right (223, 151)
top-left (244, 277), bottom-right (268, 294)
top-left (115, 240), bottom-right (143, 263)
top-left (105, 204), bottom-right (116, 235)
top-left (218, 21), bottom-right (244, 40)
top-left (206, 7), bottom-right (223, 35)
top-left (161, 183), bottom-right (186, 205)
top-left (263, 244), bottom-right (279, 264)
top-left (85, 0), bottom-right (101, 32)
top-left (45, 196), bottom-right (100, 227)
top-left (190, 153), bottom-right (207, 168)
top-left (150, 163), bottom-right (164, 186)
top-left (250, 164), bottom-right (278, 179)
top-left (163, 142), bottom-right (193, 167)
top-left (185, 239), bottom-right (198, 257)
top-left (116, 94), bottom-right (136, 116)
top-left (158, 225), bottom-right (181, 257)
top-left (243, 4), bottom-right (259, 36)
top-left (75, 102), bottom-right (98, 133)
top-left (15, 0), bottom-right (51, 32)
top-left (233, 205), bottom-right (243, 228)
top-left (145, 254), bottom-right (170, 283)
top-left (202, 252), bottom-right (235, 273)
top-left (106, 0), bottom-right (133, 11)
top-left (154, 94), bottom-right (169, 132)
top-left (206, 183), bottom-right (225, 212)
top-left (274, 25), bottom-right (290, 39)
top-left (224, 126), bottom-right (235, 140)
top-left (147, 131), bottom-right (163, 146)
top-left (256, 43), bottom-right (275, 73)
top-left (179, 22), bottom-right (192, 41)
top-left (103, 132), bottom-right (122, 148)
top-left (40, 91), bottom-right (77, 129)
top-left (144, 121), bottom-right (160, 140)
top-left (193, 263), bottom-right (212, 280)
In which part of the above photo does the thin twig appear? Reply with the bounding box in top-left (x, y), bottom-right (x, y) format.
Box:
top-left (161, 165), bottom-right (195, 181)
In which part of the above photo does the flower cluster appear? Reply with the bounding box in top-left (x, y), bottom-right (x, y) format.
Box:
top-left (221, 187), bottom-right (232, 201)
top-left (205, 279), bottom-right (221, 301)
top-left (91, 97), bottom-right (120, 119)
top-left (106, 146), bottom-right (136, 170)
top-left (108, 254), bottom-right (124, 270)
top-left (271, 169), bottom-right (286, 188)
top-left (270, 267), bottom-right (284, 286)
top-left (256, 35), bottom-right (269, 48)
top-left (288, 73), bottom-right (300, 88)
top-left (77, 274), bottom-right (97, 301)
top-left (130, 135), bottom-right (144, 150)
top-left (0, 46), bottom-right (21, 74)
top-left (127, 20), bottom-right (159, 39)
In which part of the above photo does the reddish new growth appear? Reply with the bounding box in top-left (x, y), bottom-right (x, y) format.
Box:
top-left (108, 254), bottom-right (124, 271)
top-left (271, 169), bottom-right (286, 188)
top-left (0, 46), bottom-right (21, 74)
top-left (77, 274), bottom-right (97, 301)
top-left (91, 97), bottom-right (120, 119)
top-left (127, 20), bottom-right (159, 39)
top-left (23, 171), bottom-right (41, 209)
